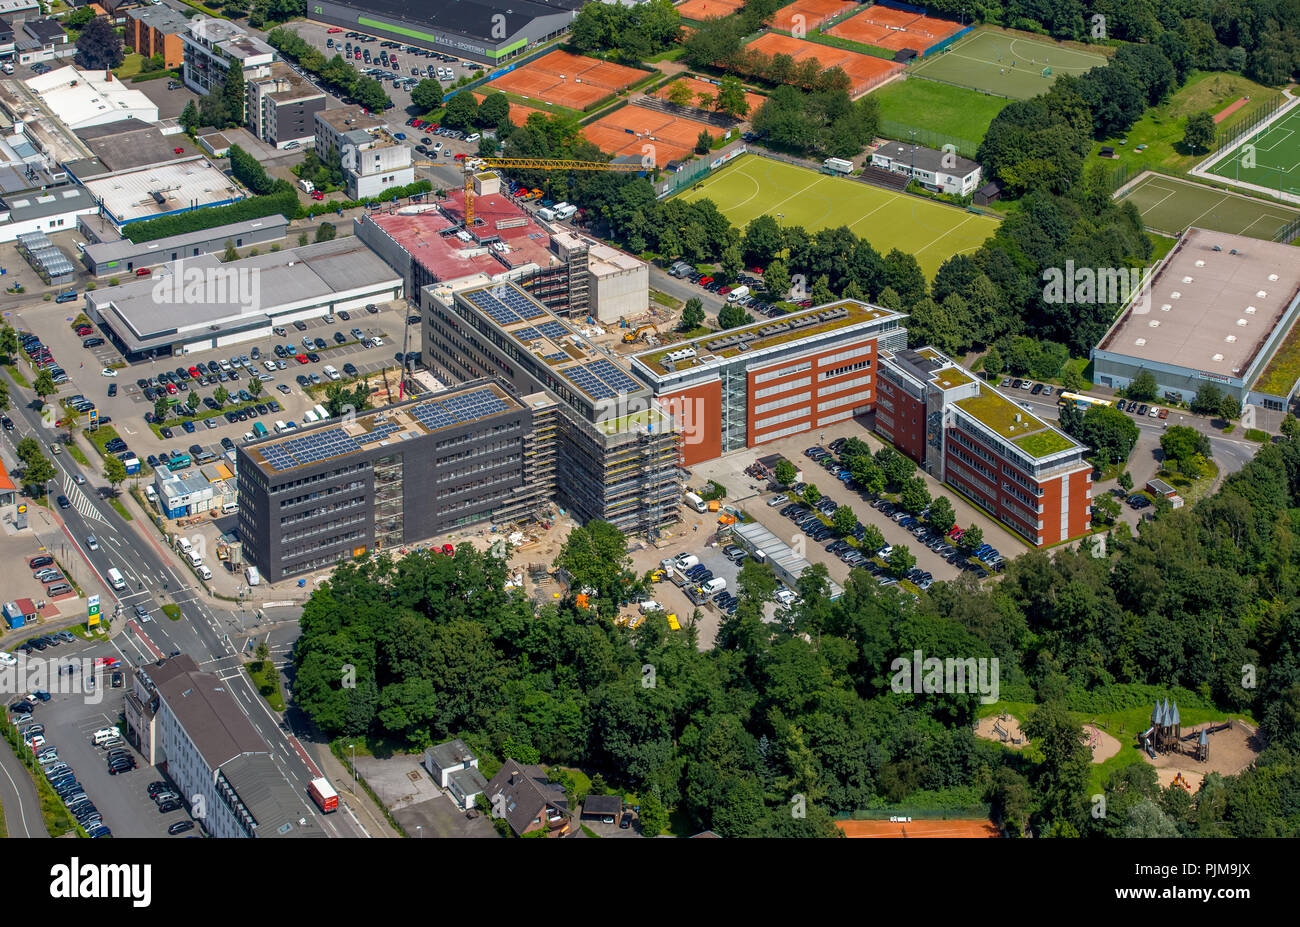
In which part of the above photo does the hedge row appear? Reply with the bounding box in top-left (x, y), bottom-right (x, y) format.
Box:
top-left (124, 190), bottom-right (301, 243)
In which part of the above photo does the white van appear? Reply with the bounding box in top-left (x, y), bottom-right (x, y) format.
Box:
top-left (92, 727), bottom-right (119, 746)
top-left (175, 536), bottom-right (192, 555)
top-left (554, 204), bottom-right (578, 221)
top-left (638, 600), bottom-right (663, 614)
top-left (726, 285), bottom-right (750, 302)
top-left (246, 565), bottom-right (261, 586)
top-left (106, 567), bottom-right (126, 591)
top-left (323, 364), bottom-right (341, 381)
top-left (186, 549), bottom-right (203, 567)
top-left (197, 565), bottom-right (213, 581)
top-left (303, 410), bottom-right (319, 424)
top-left (274, 420), bottom-right (289, 433)
top-left (701, 577), bottom-right (727, 597)
top-left (674, 553), bottom-right (700, 571)
top-left (144, 485), bottom-right (158, 503)
top-left (222, 501), bottom-right (238, 515)
top-left (684, 491), bottom-right (707, 513)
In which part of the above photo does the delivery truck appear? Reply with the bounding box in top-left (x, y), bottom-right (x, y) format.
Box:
top-left (308, 777), bottom-right (339, 813)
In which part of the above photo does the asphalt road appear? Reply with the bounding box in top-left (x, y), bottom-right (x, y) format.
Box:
top-left (0, 736), bottom-right (48, 838)
top-left (0, 377), bottom-right (372, 838)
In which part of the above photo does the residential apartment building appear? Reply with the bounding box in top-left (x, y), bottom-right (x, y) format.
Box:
top-left (181, 18), bottom-right (276, 121)
top-left (627, 299), bottom-right (909, 467)
top-left (237, 380), bottom-right (551, 582)
top-left (14, 17), bottom-right (70, 65)
top-left (870, 141), bottom-right (982, 196)
top-left (139, 654), bottom-right (324, 838)
top-left (313, 106), bottom-right (383, 162)
top-left (875, 346), bottom-right (1092, 546)
top-left (339, 126), bottom-right (413, 199)
top-left (125, 6), bottom-right (189, 69)
top-left (246, 61), bottom-right (325, 148)
top-left (422, 280), bottom-right (682, 537)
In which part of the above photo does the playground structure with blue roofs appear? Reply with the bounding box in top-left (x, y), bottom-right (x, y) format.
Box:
top-left (1138, 697), bottom-right (1229, 763)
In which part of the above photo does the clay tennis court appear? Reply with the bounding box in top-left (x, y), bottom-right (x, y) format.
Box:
top-left (483, 50), bottom-right (646, 110)
top-left (838, 818), bottom-right (1001, 838)
top-left (772, 0), bottom-right (856, 33)
top-left (652, 76), bottom-right (765, 116)
top-left (677, 0), bottom-right (744, 20)
top-left (582, 106), bottom-right (720, 166)
top-left (746, 31), bottom-right (903, 96)
top-left (828, 5), bottom-right (964, 52)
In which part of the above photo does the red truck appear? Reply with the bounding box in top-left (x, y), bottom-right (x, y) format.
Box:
top-left (308, 777), bottom-right (339, 813)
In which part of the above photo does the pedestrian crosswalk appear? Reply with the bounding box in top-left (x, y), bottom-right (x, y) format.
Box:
top-left (61, 476), bottom-right (105, 523)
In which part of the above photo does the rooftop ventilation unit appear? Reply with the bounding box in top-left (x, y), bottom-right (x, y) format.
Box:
top-left (1213, 353), bottom-right (1223, 362)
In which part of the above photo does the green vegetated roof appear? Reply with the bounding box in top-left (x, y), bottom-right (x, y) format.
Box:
top-left (955, 388), bottom-right (1075, 459)
top-left (1253, 314), bottom-right (1300, 397)
top-left (931, 366), bottom-right (972, 389)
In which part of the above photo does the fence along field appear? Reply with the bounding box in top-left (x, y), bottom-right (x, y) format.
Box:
top-left (676, 154), bottom-right (999, 278)
top-left (826, 3), bottom-right (966, 53)
top-left (1205, 101), bottom-right (1300, 198)
top-left (908, 28), bottom-right (1108, 99)
top-left (1117, 172), bottom-right (1300, 241)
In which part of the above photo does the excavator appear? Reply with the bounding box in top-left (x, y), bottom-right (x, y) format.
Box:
top-left (622, 324), bottom-right (657, 344)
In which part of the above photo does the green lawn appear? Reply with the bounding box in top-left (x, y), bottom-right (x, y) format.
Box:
top-left (114, 54), bottom-right (144, 80)
top-left (677, 155), bottom-right (998, 278)
top-left (1090, 71), bottom-right (1283, 177)
top-left (869, 78), bottom-right (1010, 153)
top-left (246, 660), bottom-right (286, 712)
top-left (909, 28), bottom-right (1107, 100)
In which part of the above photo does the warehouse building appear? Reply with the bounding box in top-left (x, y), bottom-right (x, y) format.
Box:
top-left (423, 280), bottom-right (681, 536)
top-left (628, 299), bottom-right (909, 467)
top-left (308, 0), bottom-right (584, 65)
top-left (85, 236), bottom-right (402, 358)
top-left (1092, 227), bottom-right (1300, 413)
top-left (237, 380), bottom-right (552, 582)
top-left (24, 65), bottom-right (159, 130)
top-left (875, 346), bottom-right (1092, 547)
top-left (80, 214), bottom-right (290, 276)
top-left (78, 157), bottom-right (245, 227)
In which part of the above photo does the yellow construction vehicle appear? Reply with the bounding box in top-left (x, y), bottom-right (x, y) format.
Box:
top-left (622, 324), bottom-right (657, 343)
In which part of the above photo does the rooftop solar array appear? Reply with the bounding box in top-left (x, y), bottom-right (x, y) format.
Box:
top-left (364, 420), bottom-right (401, 443)
top-left (542, 351), bottom-right (567, 362)
top-left (464, 284), bottom-right (548, 327)
top-left (586, 359), bottom-right (641, 394)
top-left (565, 365), bottom-right (617, 399)
top-left (260, 427), bottom-right (361, 472)
top-left (406, 387), bottom-right (509, 431)
top-left (536, 321), bottom-right (568, 340)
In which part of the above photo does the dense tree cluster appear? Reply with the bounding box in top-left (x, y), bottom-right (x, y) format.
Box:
top-left (293, 430), bottom-right (1300, 837)
top-left (267, 28), bottom-right (391, 113)
top-left (569, 0), bottom-right (683, 63)
top-left (750, 84), bottom-right (880, 159)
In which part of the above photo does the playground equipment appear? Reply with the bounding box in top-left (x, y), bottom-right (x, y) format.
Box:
top-left (1138, 698), bottom-right (1183, 756)
top-left (992, 722), bottom-right (1009, 743)
top-left (1172, 772), bottom-right (1192, 791)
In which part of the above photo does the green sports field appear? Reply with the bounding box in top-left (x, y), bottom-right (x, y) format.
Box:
top-left (909, 29), bottom-right (1108, 100)
top-left (1117, 172), bottom-right (1300, 240)
top-left (869, 78), bottom-right (1010, 156)
top-left (1206, 102), bottom-right (1300, 198)
top-left (677, 155), bottom-right (999, 277)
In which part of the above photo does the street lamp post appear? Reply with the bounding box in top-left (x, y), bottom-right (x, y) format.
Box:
top-left (349, 743), bottom-right (357, 794)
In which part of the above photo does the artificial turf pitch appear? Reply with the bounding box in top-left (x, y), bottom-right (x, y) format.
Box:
top-left (908, 29), bottom-right (1108, 100)
top-left (1206, 102), bottom-right (1300, 198)
top-left (676, 155), bottom-right (999, 278)
top-left (1118, 173), bottom-right (1300, 240)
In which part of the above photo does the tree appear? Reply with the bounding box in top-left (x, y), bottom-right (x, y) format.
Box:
top-left (1190, 382), bottom-right (1222, 416)
top-left (221, 64), bottom-right (246, 127)
top-left (803, 483), bottom-right (821, 506)
top-left (638, 792), bottom-right (668, 837)
top-left (180, 100), bottom-right (200, 134)
top-left (248, 376), bottom-right (263, 398)
top-left (982, 346), bottom-right (1004, 379)
top-left (887, 545), bottom-right (916, 578)
top-left (718, 303), bottom-right (751, 329)
top-left (1282, 413), bottom-right (1299, 441)
top-left (213, 385), bottom-right (229, 407)
top-left (75, 17), bottom-right (124, 70)
top-left (1182, 112), bottom-right (1215, 153)
top-left (1091, 493), bottom-right (1121, 526)
top-left (716, 76), bottom-right (749, 118)
top-left (316, 222), bottom-right (337, 243)
top-left (33, 368), bottom-right (57, 400)
top-left (154, 396), bottom-right (170, 421)
top-left (1078, 405), bottom-right (1140, 467)
top-left (0, 324), bottom-right (17, 362)
top-left (775, 458), bottom-right (797, 487)
top-left (1127, 370), bottom-right (1158, 401)
top-left (721, 242), bottom-right (744, 282)
top-left (1217, 394), bottom-right (1240, 421)
top-left (667, 81), bottom-right (694, 107)
top-left (695, 130), bottom-right (713, 154)
top-left (1022, 701), bottom-right (1091, 831)
top-left (0, 380), bottom-right (9, 412)
top-left (958, 525), bottom-right (983, 553)
top-left (477, 92), bottom-right (510, 129)
top-left (443, 91), bottom-right (478, 130)
top-left (762, 260), bottom-right (790, 300)
top-left (899, 477), bottom-right (930, 515)
top-left (411, 79), bottom-right (445, 112)
top-left (859, 522), bottom-right (884, 555)
top-left (679, 297), bottom-right (705, 331)
top-left (832, 505), bottom-right (856, 536)
top-left (810, 274), bottom-right (834, 306)
top-left (1118, 471), bottom-right (1134, 493)
top-left (22, 451), bottom-right (56, 495)
top-left (1061, 366), bottom-right (1084, 393)
top-left (224, 239), bottom-right (239, 262)
top-left (926, 496), bottom-right (956, 534)
top-left (353, 77), bottom-right (389, 114)
top-left (1161, 425), bottom-right (1211, 475)
top-left (556, 520), bottom-right (631, 614)
top-left (103, 455), bottom-right (127, 493)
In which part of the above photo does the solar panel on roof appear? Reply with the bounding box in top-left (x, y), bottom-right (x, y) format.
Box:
top-left (585, 359), bottom-right (641, 395)
top-left (537, 321), bottom-right (567, 340)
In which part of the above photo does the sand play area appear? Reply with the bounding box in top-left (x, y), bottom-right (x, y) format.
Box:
top-left (1082, 723), bottom-right (1121, 763)
top-left (1142, 720), bottom-right (1260, 778)
top-left (975, 713), bottom-right (1029, 749)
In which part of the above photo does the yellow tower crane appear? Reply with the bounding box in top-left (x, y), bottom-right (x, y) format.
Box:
top-left (413, 157), bottom-right (644, 229)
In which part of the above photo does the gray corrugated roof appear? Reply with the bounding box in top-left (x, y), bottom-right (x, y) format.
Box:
top-left (84, 215), bottom-right (288, 265)
top-left (156, 668), bottom-right (266, 768)
top-left (426, 738), bottom-right (476, 770)
top-left (220, 754), bottom-right (323, 838)
top-left (581, 794), bottom-right (622, 816)
top-left (1, 184), bottom-right (95, 222)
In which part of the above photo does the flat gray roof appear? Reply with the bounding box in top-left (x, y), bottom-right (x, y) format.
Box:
top-left (84, 214), bottom-right (288, 265)
top-left (1097, 227), bottom-right (1300, 379)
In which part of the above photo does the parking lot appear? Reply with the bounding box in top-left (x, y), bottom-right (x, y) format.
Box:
top-left (31, 298), bottom-right (420, 467)
top-left (6, 643), bottom-right (196, 838)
